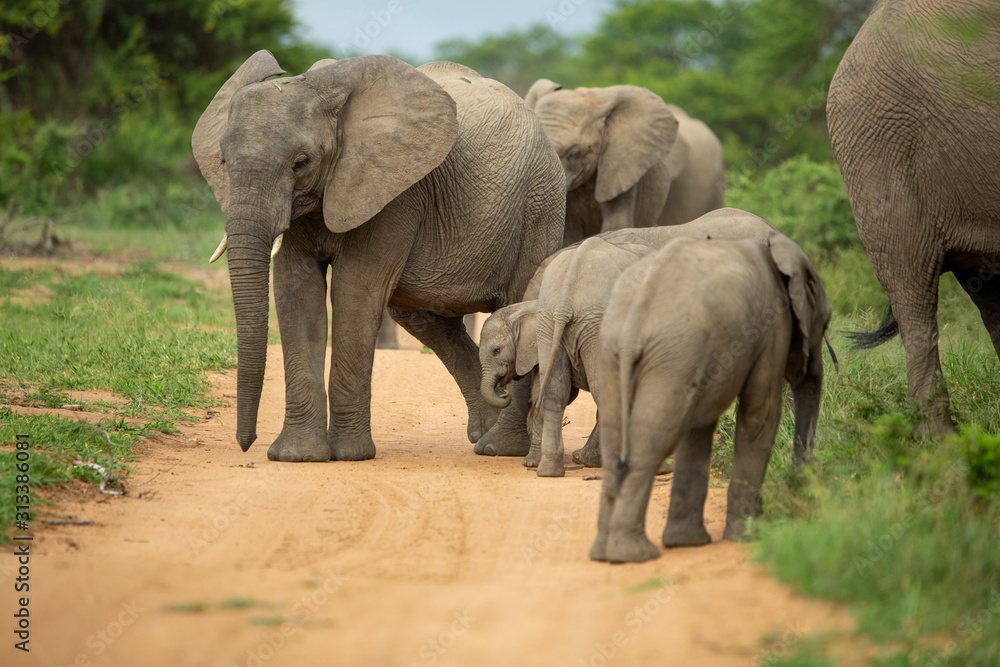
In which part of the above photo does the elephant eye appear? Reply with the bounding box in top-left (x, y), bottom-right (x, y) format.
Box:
top-left (492, 347), bottom-right (501, 357)
top-left (293, 156), bottom-right (309, 170)
top-left (220, 157), bottom-right (226, 165)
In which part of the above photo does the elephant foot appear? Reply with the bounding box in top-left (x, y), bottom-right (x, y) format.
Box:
top-left (589, 535), bottom-right (608, 562)
top-left (662, 519), bottom-right (711, 548)
top-left (605, 532), bottom-right (660, 564)
top-left (467, 401), bottom-right (500, 444)
top-left (474, 420), bottom-right (530, 457)
top-left (267, 427), bottom-right (331, 462)
top-left (571, 443), bottom-right (602, 468)
top-left (722, 517), bottom-right (755, 542)
top-left (536, 457), bottom-right (565, 478)
top-left (522, 442), bottom-right (541, 468)
top-left (328, 429), bottom-right (376, 461)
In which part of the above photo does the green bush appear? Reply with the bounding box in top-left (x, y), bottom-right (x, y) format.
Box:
top-left (0, 111), bottom-right (78, 215)
top-left (953, 426), bottom-right (1000, 501)
top-left (726, 156), bottom-right (857, 255)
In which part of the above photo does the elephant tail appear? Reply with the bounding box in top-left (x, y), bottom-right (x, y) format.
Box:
top-left (847, 306), bottom-right (898, 349)
top-left (615, 338), bottom-right (638, 495)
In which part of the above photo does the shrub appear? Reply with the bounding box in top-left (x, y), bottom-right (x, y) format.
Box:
top-left (726, 156), bottom-right (856, 255)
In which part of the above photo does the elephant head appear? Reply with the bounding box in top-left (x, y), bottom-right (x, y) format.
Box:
top-left (529, 82), bottom-right (679, 202)
top-left (192, 51), bottom-right (459, 451)
top-left (479, 302), bottom-right (538, 409)
top-left (766, 233), bottom-right (833, 462)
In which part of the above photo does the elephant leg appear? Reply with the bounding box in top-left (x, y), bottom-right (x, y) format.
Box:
top-left (268, 240), bottom-right (332, 462)
top-left (723, 364), bottom-right (784, 541)
top-left (537, 346), bottom-right (573, 477)
top-left (375, 313), bottom-right (399, 350)
top-left (662, 423), bottom-right (715, 548)
top-left (891, 278), bottom-right (951, 430)
top-left (475, 375), bottom-right (532, 457)
top-left (523, 372), bottom-right (542, 467)
top-left (391, 309), bottom-right (499, 444)
top-left (528, 383), bottom-right (580, 468)
top-left (861, 220), bottom-right (950, 428)
top-left (954, 266), bottom-right (1000, 359)
top-left (590, 355), bottom-right (621, 561)
top-left (572, 340), bottom-right (601, 467)
top-left (326, 219), bottom-right (415, 461)
top-left (605, 381), bottom-right (685, 564)
top-left (572, 420), bottom-right (602, 468)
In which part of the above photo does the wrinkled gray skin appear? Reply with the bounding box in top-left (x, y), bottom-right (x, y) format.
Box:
top-left (533, 236), bottom-right (658, 476)
top-left (526, 79), bottom-right (725, 246)
top-left (828, 0), bottom-right (1000, 430)
top-left (479, 235), bottom-right (657, 474)
top-left (476, 208), bottom-right (779, 459)
top-left (590, 234), bottom-right (831, 563)
top-left (192, 52), bottom-right (564, 462)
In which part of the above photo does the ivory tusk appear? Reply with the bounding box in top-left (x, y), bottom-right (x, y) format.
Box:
top-left (270, 233), bottom-right (284, 259)
top-left (209, 233), bottom-right (228, 264)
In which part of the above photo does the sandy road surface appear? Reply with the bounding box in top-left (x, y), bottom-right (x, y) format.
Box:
top-left (4, 346), bottom-right (852, 667)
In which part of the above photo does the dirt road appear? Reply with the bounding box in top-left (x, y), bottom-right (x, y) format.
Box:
top-left (6, 346), bottom-right (852, 667)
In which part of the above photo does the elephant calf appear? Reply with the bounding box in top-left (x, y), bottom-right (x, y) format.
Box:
top-left (476, 208), bottom-right (781, 464)
top-left (591, 233), bottom-right (831, 563)
top-left (479, 234), bottom-right (657, 476)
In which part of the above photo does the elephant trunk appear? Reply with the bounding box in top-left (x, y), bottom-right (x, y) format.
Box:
top-left (225, 191), bottom-right (288, 451)
top-left (481, 372), bottom-right (512, 410)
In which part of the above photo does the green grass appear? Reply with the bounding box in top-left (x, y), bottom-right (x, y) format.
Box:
top-left (0, 409), bottom-right (154, 529)
top-left (750, 310), bottom-right (1000, 664)
top-left (0, 261), bottom-right (234, 412)
top-left (726, 160), bottom-right (1000, 664)
top-left (0, 259), bottom-right (235, 542)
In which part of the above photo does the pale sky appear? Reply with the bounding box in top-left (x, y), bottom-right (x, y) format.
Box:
top-left (292, 0), bottom-right (615, 61)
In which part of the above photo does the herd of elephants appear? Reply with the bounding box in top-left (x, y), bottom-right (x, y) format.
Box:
top-left (189, 0), bottom-right (999, 563)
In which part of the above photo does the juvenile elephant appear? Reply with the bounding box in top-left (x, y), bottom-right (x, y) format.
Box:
top-left (827, 0), bottom-right (1000, 429)
top-left (525, 79), bottom-right (725, 245)
top-left (475, 208), bottom-right (779, 459)
top-left (591, 234), bottom-right (831, 563)
top-left (193, 52), bottom-right (565, 461)
top-left (479, 234), bottom-right (657, 475)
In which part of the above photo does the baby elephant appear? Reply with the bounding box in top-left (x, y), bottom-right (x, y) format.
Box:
top-left (479, 235), bottom-right (656, 476)
top-left (591, 234), bottom-right (831, 563)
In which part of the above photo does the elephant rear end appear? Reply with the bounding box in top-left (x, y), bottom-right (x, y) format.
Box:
top-left (827, 0), bottom-right (1000, 426)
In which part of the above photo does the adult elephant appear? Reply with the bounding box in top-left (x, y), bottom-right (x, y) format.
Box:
top-left (194, 52), bottom-right (565, 461)
top-left (828, 0), bottom-right (1000, 429)
top-left (525, 79), bottom-right (725, 246)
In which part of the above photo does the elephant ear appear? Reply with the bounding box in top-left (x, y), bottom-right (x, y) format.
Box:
top-left (768, 234), bottom-right (832, 384)
top-left (524, 78), bottom-right (562, 109)
top-left (595, 85), bottom-right (679, 203)
top-left (304, 55), bottom-right (459, 233)
top-left (513, 301), bottom-right (539, 377)
top-left (192, 50), bottom-right (286, 214)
